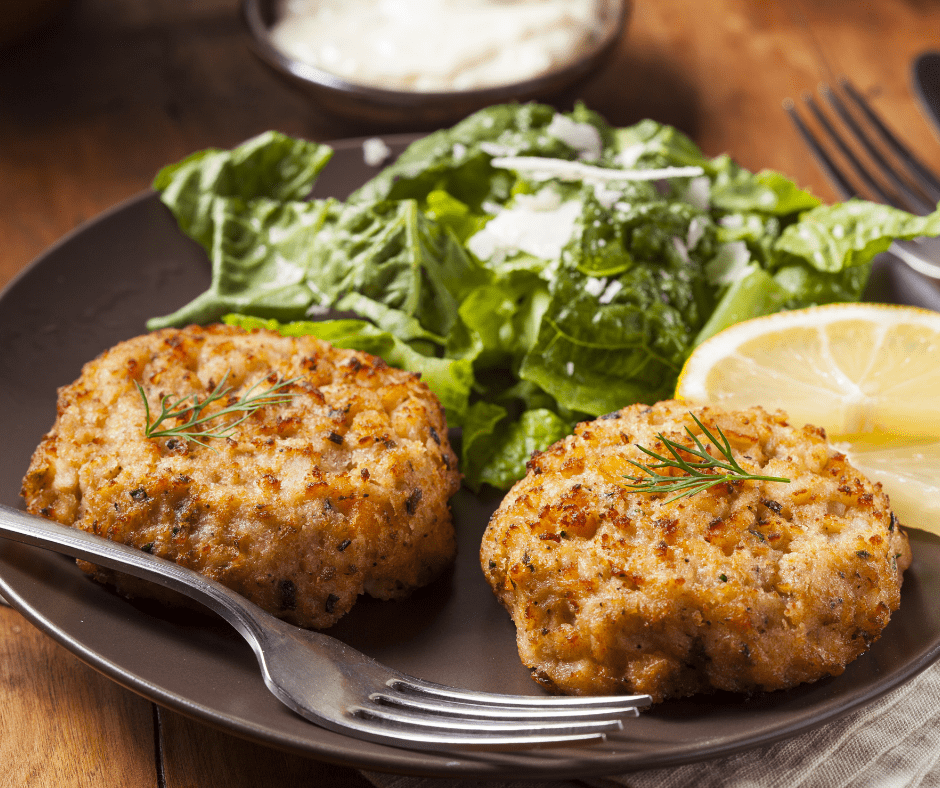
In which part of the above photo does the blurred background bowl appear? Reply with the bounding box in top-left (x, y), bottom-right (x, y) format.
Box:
top-left (242, 0), bottom-right (630, 129)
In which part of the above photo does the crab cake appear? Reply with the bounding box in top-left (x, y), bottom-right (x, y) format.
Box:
top-left (481, 400), bottom-right (911, 702)
top-left (22, 323), bottom-right (460, 628)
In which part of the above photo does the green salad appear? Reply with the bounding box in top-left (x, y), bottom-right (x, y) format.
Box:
top-left (148, 102), bottom-right (940, 490)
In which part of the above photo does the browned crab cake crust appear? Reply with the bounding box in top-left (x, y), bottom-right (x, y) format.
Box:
top-left (480, 400), bottom-right (911, 702)
top-left (22, 323), bottom-right (460, 628)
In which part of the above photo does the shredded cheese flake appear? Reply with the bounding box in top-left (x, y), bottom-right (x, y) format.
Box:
top-left (490, 156), bottom-right (705, 182)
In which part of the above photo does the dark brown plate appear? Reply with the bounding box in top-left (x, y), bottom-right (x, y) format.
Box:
top-left (2, 137), bottom-right (940, 779)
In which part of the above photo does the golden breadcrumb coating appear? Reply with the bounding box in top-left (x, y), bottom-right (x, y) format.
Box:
top-left (22, 324), bottom-right (460, 628)
top-left (481, 400), bottom-right (911, 702)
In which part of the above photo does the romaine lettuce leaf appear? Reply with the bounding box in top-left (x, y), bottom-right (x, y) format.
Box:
top-left (333, 292), bottom-right (446, 346)
top-left (773, 262), bottom-right (871, 306)
top-left (350, 103), bottom-right (563, 208)
top-left (424, 190), bottom-right (490, 243)
top-left (459, 401), bottom-right (510, 491)
top-left (710, 158), bottom-right (821, 215)
top-left (459, 401), bottom-right (574, 491)
top-left (715, 212), bottom-right (781, 266)
top-left (456, 277), bottom-right (550, 369)
top-left (154, 131), bottom-right (332, 249)
top-left (774, 199), bottom-right (940, 272)
top-left (519, 272), bottom-right (710, 414)
top-left (477, 409), bottom-right (571, 491)
top-left (612, 119), bottom-right (711, 170)
top-left (148, 197), bottom-right (333, 329)
top-left (306, 199), bottom-right (487, 337)
top-left (351, 102), bottom-right (614, 212)
top-left (694, 267), bottom-right (790, 346)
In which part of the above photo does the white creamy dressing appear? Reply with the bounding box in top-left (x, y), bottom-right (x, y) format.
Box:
top-left (270, 0), bottom-right (614, 92)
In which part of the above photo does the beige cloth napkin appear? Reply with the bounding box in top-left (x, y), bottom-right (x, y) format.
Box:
top-left (363, 657), bottom-right (940, 788)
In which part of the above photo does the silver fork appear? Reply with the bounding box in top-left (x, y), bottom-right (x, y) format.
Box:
top-left (784, 78), bottom-right (940, 279)
top-left (0, 503), bottom-right (650, 750)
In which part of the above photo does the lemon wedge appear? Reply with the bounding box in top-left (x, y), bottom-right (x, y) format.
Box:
top-left (676, 303), bottom-right (940, 534)
top-left (833, 434), bottom-right (940, 534)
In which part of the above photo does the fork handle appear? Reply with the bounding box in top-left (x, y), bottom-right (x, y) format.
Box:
top-left (0, 503), bottom-right (281, 649)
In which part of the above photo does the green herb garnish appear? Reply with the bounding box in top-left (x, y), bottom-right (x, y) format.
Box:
top-left (624, 413), bottom-right (790, 502)
top-left (137, 371), bottom-right (299, 448)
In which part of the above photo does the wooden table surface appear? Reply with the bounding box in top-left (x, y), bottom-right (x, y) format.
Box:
top-left (2, 1), bottom-right (940, 785)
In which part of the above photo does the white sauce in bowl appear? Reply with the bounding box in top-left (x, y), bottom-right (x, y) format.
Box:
top-left (269, 0), bottom-right (617, 93)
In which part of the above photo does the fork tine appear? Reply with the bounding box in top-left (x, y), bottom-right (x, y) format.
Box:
top-left (801, 90), bottom-right (898, 204)
top-left (839, 77), bottom-right (940, 202)
top-left (783, 97), bottom-right (856, 199)
top-left (352, 705), bottom-right (625, 737)
top-left (820, 82), bottom-right (936, 213)
top-left (369, 693), bottom-right (641, 721)
top-left (342, 720), bottom-right (609, 748)
top-left (387, 676), bottom-right (652, 711)
top-left (785, 90), bottom-right (940, 282)
top-left (374, 683), bottom-right (647, 721)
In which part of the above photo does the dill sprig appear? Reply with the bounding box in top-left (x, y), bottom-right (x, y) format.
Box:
top-left (623, 413), bottom-right (790, 502)
top-left (137, 370), bottom-right (299, 448)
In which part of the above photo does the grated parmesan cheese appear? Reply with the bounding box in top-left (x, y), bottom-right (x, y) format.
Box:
top-left (546, 114), bottom-right (603, 160)
top-left (467, 188), bottom-right (581, 263)
top-left (362, 137), bottom-right (392, 167)
top-left (490, 156), bottom-right (705, 183)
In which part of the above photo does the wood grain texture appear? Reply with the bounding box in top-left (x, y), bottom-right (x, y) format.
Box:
top-left (2, 1), bottom-right (940, 785)
top-left (581, 0), bottom-right (940, 203)
top-left (0, 606), bottom-right (156, 788)
top-left (158, 708), bottom-right (373, 788)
